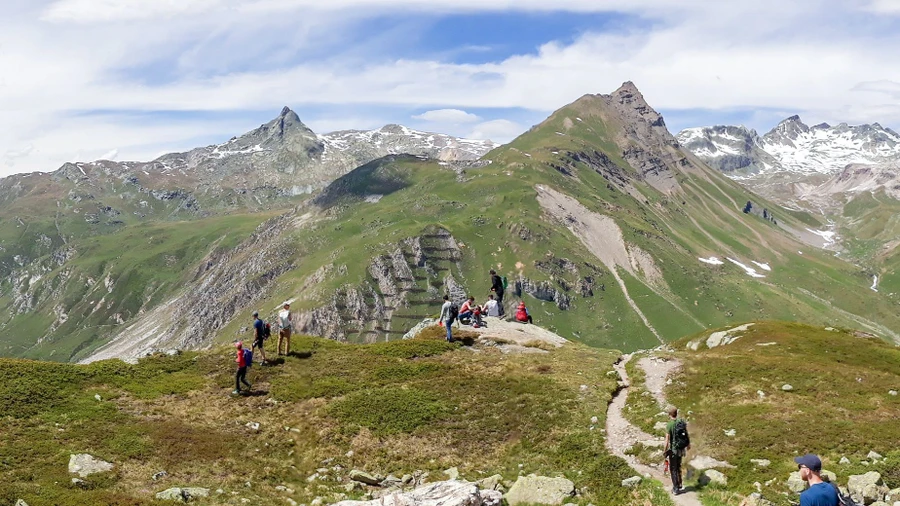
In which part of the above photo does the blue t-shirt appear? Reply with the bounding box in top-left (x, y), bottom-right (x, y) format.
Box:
top-left (254, 318), bottom-right (264, 340)
top-left (800, 483), bottom-right (838, 506)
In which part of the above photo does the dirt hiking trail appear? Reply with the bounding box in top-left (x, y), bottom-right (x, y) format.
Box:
top-left (606, 354), bottom-right (702, 506)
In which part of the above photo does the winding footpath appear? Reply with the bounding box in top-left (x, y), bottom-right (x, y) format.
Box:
top-left (605, 354), bottom-right (702, 506)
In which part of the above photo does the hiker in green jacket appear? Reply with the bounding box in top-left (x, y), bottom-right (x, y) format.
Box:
top-left (664, 405), bottom-right (691, 495)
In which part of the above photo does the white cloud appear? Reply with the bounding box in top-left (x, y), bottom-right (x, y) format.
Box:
top-left (3, 1), bottom-right (900, 175)
top-left (865, 0), bottom-right (900, 13)
top-left (98, 149), bottom-right (119, 161)
top-left (468, 120), bottom-right (523, 142)
top-left (412, 109), bottom-right (481, 124)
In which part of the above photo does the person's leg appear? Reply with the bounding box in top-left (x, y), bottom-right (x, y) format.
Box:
top-left (446, 320), bottom-right (453, 342)
top-left (527, 315), bottom-right (533, 324)
top-left (235, 367), bottom-right (241, 392)
top-left (670, 455), bottom-right (682, 491)
top-left (239, 367), bottom-right (251, 389)
top-left (285, 329), bottom-right (291, 355)
top-left (277, 330), bottom-right (284, 355)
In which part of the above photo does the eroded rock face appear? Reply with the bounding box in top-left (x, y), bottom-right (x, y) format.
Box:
top-left (331, 480), bottom-right (502, 506)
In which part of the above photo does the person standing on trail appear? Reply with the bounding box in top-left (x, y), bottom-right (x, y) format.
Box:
top-left (489, 269), bottom-right (505, 315)
top-left (794, 454), bottom-right (838, 506)
top-left (664, 405), bottom-right (690, 495)
top-left (439, 295), bottom-right (455, 343)
top-left (233, 341), bottom-right (251, 395)
top-left (277, 302), bottom-right (292, 356)
top-left (251, 311), bottom-right (268, 365)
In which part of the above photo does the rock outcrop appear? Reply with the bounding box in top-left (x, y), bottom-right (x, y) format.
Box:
top-left (504, 475), bottom-right (575, 506)
top-left (67, 454), bottom-right (113, 477)
top-left (331, 481), bottom-right (502, 506)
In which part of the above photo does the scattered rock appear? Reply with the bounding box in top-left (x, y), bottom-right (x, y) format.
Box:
top-left (477, 475), bottom-right (506, 492)
top-left (841, 457), bottom-right (851, 465)
top-left (350, 470), bottom-right (383, 486)
top-left (848, 472), bottom-right (889, 505)
top-left (346, 450), bottom-right (355, 458)
top-left (382, 475), bottom-right (404, 488)
top-left (867, 451), bottom-right (884, 461)
top-left (68, 454), bottom-right (114, 477)
top-left (245, 422), bottom-right (261, 433)
top-left (787, 472), bottom-right (807, 493)
top-left (505, 475), bottom-right (575, 505)
top-left (887, 488), bottom-right (900, 502)
top-left (444, 467), bottom-right (460, 481)
top-left (15, 501), bottom-right (29, 506)
top-left (706, 324), bottom-right (754, 348)
top-left (275, 485), bottom-right (295, 494)
top-left (153, 471), bottom-right (169, 481)
top-left (688, 456), bottom-right (735, 472)
top-left (700, 470), bottom-right (727, 486)
top-left (782, 384), bottom-right (794, 392)
top-left (621, 476), bottom-right (642, 488)
top-left (889, 390), bottom-right (898, 396)
top-left (71, 478), bottom-right (86, 488)
top-left (757, 390), bottom-right (766, 399)
top-left (332, 481), bottom-right (502, 506)
top-left (740, 493), bottom-right (776, 506)
top-left (94, 394), bottom-right (102, 402)
top-left (345, 482), bottom-right (364, 493)
top-left (822, 470), bottom-right (838, 483)
top-left (654, 421), bottom-right (668, 431)
top-left (750, 459), bottom-right (771, 468)
top-left (155, 487), bottom-right (211, 502)
top-left (724, 428), bottom-right (736, 437)
top-left (590, 416), bottom-right (598, 424)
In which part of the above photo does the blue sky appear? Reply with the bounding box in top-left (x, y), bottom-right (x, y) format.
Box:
top-left (2, 0), bottom-right (900, 175)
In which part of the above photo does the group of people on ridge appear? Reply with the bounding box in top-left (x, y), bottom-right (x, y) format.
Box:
top-left (233, 302), bottom-right (293, 395)
top-left (438, 270), bottom-right (534, 342)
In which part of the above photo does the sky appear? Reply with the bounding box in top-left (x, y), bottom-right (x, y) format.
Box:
top-left (2, 0), bottom-right (900, 176)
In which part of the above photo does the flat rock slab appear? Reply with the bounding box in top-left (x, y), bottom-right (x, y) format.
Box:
top-left (332, 481), bottom-right (502, 506)
top-left (505, 475), bottom-right (575, 506)
top-left (68, 454), bottom-right (114, 477)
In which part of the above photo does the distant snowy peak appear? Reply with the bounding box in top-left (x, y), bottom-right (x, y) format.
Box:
top-left (679, 116), bottom-right (900, 176)
top-left (676, 125), bottom-right (778, 173)
top-left (815, 163), bottom-right (900, 200)
top-left (319, 125), bottom-right (496, 162)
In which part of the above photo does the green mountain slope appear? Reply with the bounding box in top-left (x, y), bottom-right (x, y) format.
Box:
top-left (3, 83), bottom-right (899, 362)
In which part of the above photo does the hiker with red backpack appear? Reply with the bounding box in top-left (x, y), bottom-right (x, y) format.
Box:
top-left (664, 405), bottom-right (691, 495)
top-left (251, 311), bottom-right (268, 365)
top-left (515, 301), bottom-right (533, 324)
top-left (233, 341), bottom-right (252, 395)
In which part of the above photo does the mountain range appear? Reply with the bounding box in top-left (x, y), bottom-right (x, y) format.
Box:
top-left (1, 83), bottom-right (898, 363)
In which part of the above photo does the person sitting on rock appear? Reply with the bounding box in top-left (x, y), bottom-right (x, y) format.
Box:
top-left (794, 454), bottom-right (838, 506)
top-left (472, 304), bottom-right (484, 328)
top-left (483, 294), bottom-right (500, 318)
top-left (458, 297), bottom-right (476, 324)
top-left (515, 301), bottom-right (533, 324)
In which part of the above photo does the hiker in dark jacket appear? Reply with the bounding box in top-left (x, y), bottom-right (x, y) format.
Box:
top-left (251, 311), bottom-right (268, 365)
top-left (664, 405), bottom-right (690, 495)
top-left (233, 341), bottom-right (251, 395)
top-left (489, 269), bottom-right (504, 315)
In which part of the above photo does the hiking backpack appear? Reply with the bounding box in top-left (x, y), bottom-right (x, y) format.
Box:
top-left (501, 276), bottom-right (508, 290)
top-left (832, 483), bottom-right (860, 506)
top-left (449, 302), bottom-right (460, 321)
top-left (243, 348), bottom-right (253, 368)
top-left (263, 322), bottom-right (271, 340)
top-left (671, 419), bottom-right (690, 451)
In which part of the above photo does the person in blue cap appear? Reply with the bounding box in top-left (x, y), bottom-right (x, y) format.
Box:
top-left (794, 454), bottom-right (838, 506)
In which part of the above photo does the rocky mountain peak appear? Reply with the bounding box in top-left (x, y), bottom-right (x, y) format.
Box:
top-left (767, 115), bottom-right (810, 141)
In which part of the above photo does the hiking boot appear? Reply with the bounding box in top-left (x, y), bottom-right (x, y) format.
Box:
top-left (232, 389), bottom-right (240, 395)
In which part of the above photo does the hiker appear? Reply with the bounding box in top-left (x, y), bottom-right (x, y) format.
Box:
top-left (459, 296), bottom-right (476, 324)
top-left (489, 269), bottom-right (505, 315)
top-left (664, 405), bottom-right (690, 495)
top-left (515, 301), bottom-right (533, 324)
top-left (483, 294), bottom-right (500, 317)
top-left (251, 311), bottom-right (268, 365)
top-left (439, 295), bottom-right (456, 342)
top-left (278, 302), bottom-right (292, 356)
top-left (472, 304), bottom-right (484, 328)
top-left (233, 342), bottom-right (251, 395)
top-left (794, 454), bottom-right (838, 506)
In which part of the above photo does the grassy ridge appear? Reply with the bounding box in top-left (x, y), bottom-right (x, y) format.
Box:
top-left (0, 330), bottom-right (676, 506)
top-left (667, 322), bottom-right (900, 505)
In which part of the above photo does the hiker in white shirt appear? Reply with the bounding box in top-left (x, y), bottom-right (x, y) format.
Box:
top-left (277, 302), bottom-right (292, 356)
top-left (483, 294), bottom-right (500, 317)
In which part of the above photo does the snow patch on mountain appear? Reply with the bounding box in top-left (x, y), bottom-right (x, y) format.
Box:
top-left (699, 257), bottom-right (724, 265)
top-left (727, 258), bottom-right (766, 278)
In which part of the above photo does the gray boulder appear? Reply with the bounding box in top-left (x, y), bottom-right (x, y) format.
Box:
top-left (477, 475), bottom-right (506, 492)
top-left (750, 459), bottom-right (771, 468)
top-left (848, 472), bottom-right (889, 505)
top-left (68, 454), bottom-right (114, 477)
top-left (444, 467), bottom-right (460, 481)
top-left (505, 475), bottom-right (575, 506)
top-left (331, 481), bottom-right (502, 506)
top-left (15, 500), bottom-right (29, 506)
top-left (867, 451), bottom-right (884, 461)
top-left (700, 470), bottom-right (727, 487)
top-left (787, 472), bottom-right (808, 493)
top-left (739, 493), bottom-right (776, 506)
top-left (689, 456), bottom-right (735, 471)
top-left (621, 476), bottom-right (642, 488)
top-left (155, 487), bottom-right (210, 503)
top-left (887, 488), bottom-right (900, 502)
top-left (350, 470), bottom-right (384, 486)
